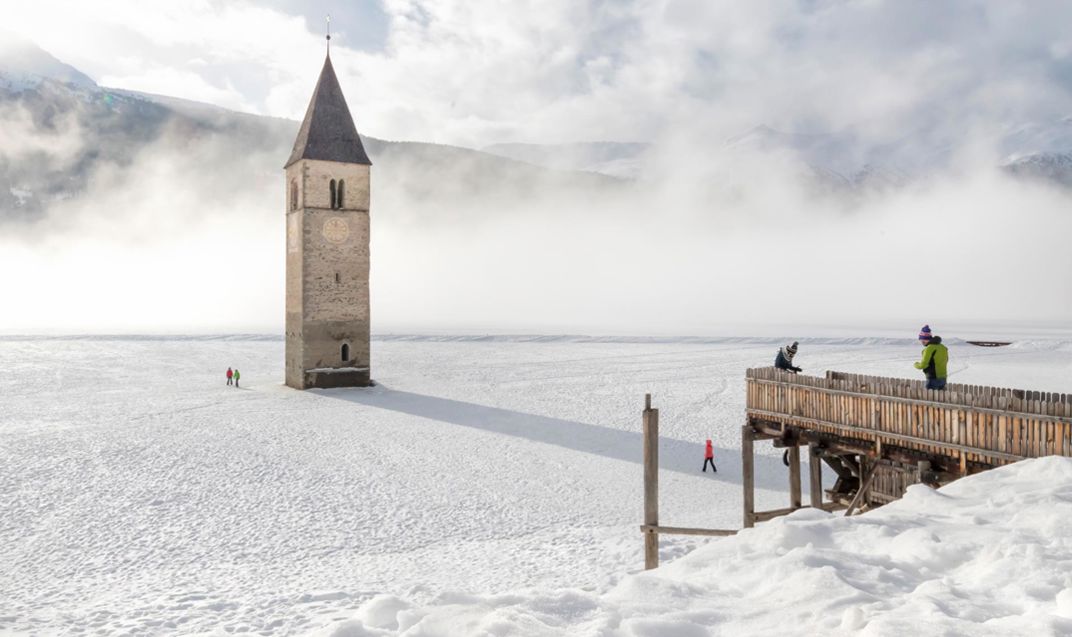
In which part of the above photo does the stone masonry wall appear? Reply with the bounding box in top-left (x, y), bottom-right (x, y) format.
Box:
top-left (285, 159), bottom-right (371, 388)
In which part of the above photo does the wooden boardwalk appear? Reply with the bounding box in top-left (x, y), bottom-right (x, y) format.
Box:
top-left (742, 367), bottom-right (1072, 526)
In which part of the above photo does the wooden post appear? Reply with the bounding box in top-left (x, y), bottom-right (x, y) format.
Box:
top-left (808, 443), bottom-right (823, 507)
top-left (844, 460), bottom-right (878, 516)
top-left (643, 394), bottom-right (659, 569)
top-left (742, 423), bottom-right (755, 528)
top-left (789, 445), bottom-right (802, 510)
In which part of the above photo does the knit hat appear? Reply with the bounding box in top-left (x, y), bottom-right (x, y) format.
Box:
top-left (918, 325), bottom-right (932, 342)
top-left (786, 341), bottom-right (798, 355)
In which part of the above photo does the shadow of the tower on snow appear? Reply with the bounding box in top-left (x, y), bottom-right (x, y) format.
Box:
top-left (318, 385), bottom-right (790, 491)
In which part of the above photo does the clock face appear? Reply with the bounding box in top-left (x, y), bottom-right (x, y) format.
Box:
top-left (322, 217), bottom-right (350, 244)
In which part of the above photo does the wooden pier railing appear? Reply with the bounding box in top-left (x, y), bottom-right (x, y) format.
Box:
top-left (742, 367), bottom-right (1072, 526)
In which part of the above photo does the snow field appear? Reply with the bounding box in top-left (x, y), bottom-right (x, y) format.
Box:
top-left (1, 336), bottom-right (1071, 635)
top-left (327, 457), bottom-right (1072, 636)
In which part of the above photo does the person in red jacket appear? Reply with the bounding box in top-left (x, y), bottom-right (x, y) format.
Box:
top-left (226, 367), bottom-right (233, 386)
top-left (703, 439), bottom-right (717, 473)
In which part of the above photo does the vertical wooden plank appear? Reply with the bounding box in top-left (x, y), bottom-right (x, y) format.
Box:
top-left (903, 391), bottom-right (910, 439)
top-left (849, 389), bottom-right (855, 428)
top-left (908, 394), bottom-right (916, 449)
top-left (936, 401), bottom-right (943, 448)
top-left (1051, 399), bottom-right (1060, 456)
top-left (947, 404), bottom-right (954, 450)
top-left (936, 401), bottom-right (943, 458)
top-left (789, 445), bottom-right (802, 510)
top-left (1003, 397), bottom-right (1011, 457)
top-left (984, 387), bottom-right (993, 456)
top-left (1042, 410), bottom-right (1050, 457)
top-left (1024, 394), bottom-right (1032, 456)
top-left (1027, 415), bottom-right (1035, 458)
top-left (970, 405), bottom-right (978, 461)
top-left (1064, 395), bottom-right (1072, 457)
top-left (1035, 415), bottom-right (1042, 457)
top-left (643, 395), bottom-right (659, 570)
top-left (847, 390), bottom-right (853, 427)
top-left (809, 444), bottom-right (823, 508)
top-left (997, 396), bottom-right (1004, 456)
top-left (1029, 409), bottom-right (1037, 458)
top-left (883, 392), bottom-right (891, 437)
top-left (1037, 416), bottom-right (1044, 457)
top-left (1051, 397), bottom-right (1060, 456)
top-left (943, 405), bottom-right (951, 449)
top-left (923, 394), bottom-right (932, 452)
top-left (742, 423), bottom-right (755, 529)
top-left (898, 390), bottom-right (905, 438)
top-left (883, 386), bottom-right (891, 437)
top-left (1014, 414), bottom-right (1023, 458)
top-left (995, 389), bottom-right (1003, 457)
top-left (855, 390), bottom-right (861, 428)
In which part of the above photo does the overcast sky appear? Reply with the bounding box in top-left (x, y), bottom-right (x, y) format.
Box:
top-left (5, 0), bottom-right (1072, 150)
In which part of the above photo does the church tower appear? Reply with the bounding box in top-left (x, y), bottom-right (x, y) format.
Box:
top-left (284, 52), bottom-right (372, 389)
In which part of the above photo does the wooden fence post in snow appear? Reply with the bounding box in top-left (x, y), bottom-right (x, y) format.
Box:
top-left (742, 423), bottom-right (755, 528)
top-left (643, 393), bottom-right (659, 570)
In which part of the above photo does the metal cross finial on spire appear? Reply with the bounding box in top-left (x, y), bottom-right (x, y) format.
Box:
top-left (326, 14), bottom-right (331, 55)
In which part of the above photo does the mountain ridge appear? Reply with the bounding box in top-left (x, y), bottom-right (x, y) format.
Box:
top-left (0, 40), bottom-right (625, 222)
top-left (4, 38), bottom-right (1072, 223)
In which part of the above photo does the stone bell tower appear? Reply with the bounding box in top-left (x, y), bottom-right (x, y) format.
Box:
top-left (284, 52), bottom-right (372, 389)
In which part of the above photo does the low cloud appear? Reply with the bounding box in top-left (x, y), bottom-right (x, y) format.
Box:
top-left (0, 102), bottom-right (85, 167)
top-left (2, 1), bottom-right (1072, 335)
top-left (4, 118), bottom-right (1070, 335)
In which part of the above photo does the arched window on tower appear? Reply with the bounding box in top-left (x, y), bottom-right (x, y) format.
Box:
top-left (341, 343), bottom-right (350, 362)
top-left (289, 179), bottom-right (298, 211)
top-left (337, 180), bottom-right (345, 209)
top-left (329, 179), bottom-right (337, 209)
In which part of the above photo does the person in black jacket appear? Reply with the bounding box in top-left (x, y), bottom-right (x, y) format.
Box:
top-left (774, 341), bottom-right (802, 373)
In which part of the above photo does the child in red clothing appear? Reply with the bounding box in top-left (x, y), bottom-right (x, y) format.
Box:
top-left (703, 439), bottom-right (717, 473)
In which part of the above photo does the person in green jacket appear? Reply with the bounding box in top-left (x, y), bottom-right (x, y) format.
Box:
top-left (233, 368), bottom-right (241, 388)
top-left (914, 328), bottom-right (948, 390)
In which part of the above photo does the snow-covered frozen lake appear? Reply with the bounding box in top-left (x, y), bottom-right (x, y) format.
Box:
top-left (2, 335), bottom-right (1071, 635)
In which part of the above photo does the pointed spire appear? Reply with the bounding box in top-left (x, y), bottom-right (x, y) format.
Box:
top-left (285, 54), bottom-right (372, 168)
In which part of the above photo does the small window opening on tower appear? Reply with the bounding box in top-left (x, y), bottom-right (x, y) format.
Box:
top-left (289, 179), bottom-right (298, 211)
top-left (334, 272), bottom-right (340, 284)
top-left (329, 179), bottom-right (337, 209)
top-left (337, 180), bottom-right (345, 208)
top-left (341, 343), bottom-right (350, 362)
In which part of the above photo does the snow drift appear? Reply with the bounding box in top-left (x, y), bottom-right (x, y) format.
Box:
top-left (324, 457), bottom-right (1072, 636)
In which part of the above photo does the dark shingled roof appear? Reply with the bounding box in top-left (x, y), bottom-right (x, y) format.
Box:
top-left (285, 55), bottom-right (372, 168)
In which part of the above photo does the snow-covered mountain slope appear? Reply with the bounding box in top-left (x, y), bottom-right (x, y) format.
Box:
top-left (1002, 152), bottom-right (1072, 187)
top-left (3, 336), bottom-right (1072, 635)
top-left (0, 41), bottom-right (623, 222)
top-left (0, 31), bottom-right (96, 91)
top-left (1001, 118), bottom-right (1072, 158)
